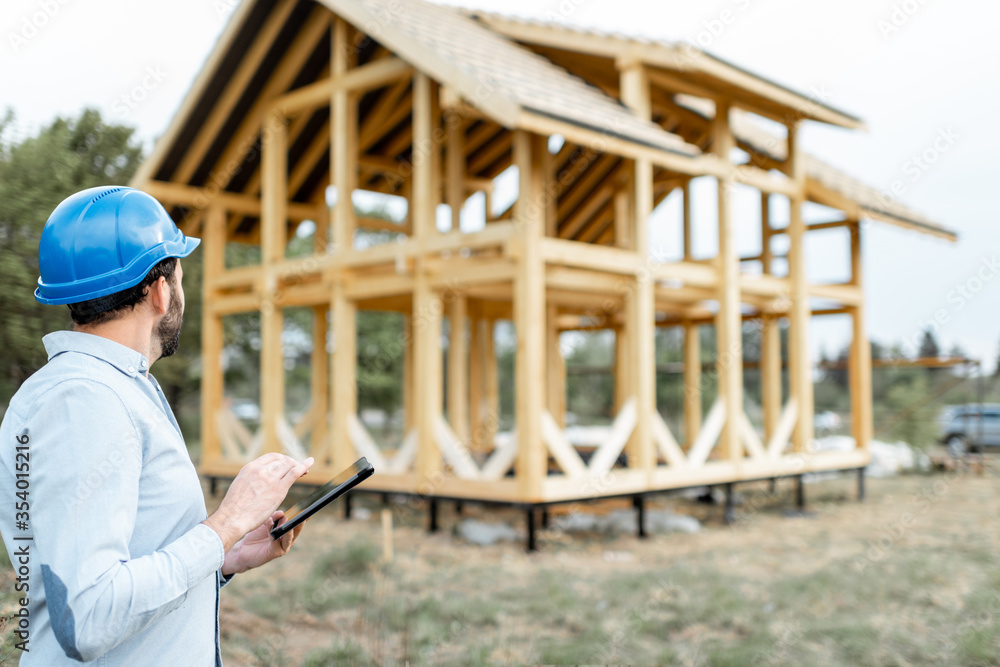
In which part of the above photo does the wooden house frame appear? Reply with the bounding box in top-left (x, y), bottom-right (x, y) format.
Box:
top-left (131, 0), bottom-right (956, 544)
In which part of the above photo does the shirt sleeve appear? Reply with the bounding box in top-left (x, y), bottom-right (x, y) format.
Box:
top-left (28, 379), bottom-right (225, 663)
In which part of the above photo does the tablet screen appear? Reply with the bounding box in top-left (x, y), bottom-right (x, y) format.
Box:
top-left (280, 458), bottom-right (370, 525)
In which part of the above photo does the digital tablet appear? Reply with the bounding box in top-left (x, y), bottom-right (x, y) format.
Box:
top-left (270, 457), bottom-right (375, 540)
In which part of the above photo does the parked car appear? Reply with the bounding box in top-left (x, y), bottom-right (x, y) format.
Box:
top-left (939, 404), bottom-right (1000, 455)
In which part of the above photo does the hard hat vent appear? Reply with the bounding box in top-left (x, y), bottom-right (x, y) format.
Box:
top-left (91, 187), bottom-right (124, 203)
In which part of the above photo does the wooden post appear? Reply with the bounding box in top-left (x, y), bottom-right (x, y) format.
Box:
top-left (468, 303), bottom-right (484, 450)
top-left (787, 121), bottom-right (815, 452)
top-left (681, 180), bottom-right (701, 448)
top-left (683, 322), bottom-right (701, 448)
top-left (513, 130), bottom-right (547, 500)
top-left (200, 207), bottom-right (225, 465)
top-left (682, 178), bottom-right (693, 260)
top-left (310, 304), bottom-right (329, 456)
top-left (849, 221), bottom-right (873, 451)
top-left (483, 318), bottom-right (499, 450)
top-left (446, 111), bottom-right (465, 232)
top-left (712, 101), bottom-right (743, 462)
top-left (447, 295), bottom-right (469, 443)
top-left (620, 59), bottom-right (656, 473)
top-left (413, 70), bottom-right (443, 483)
top-left (760, 192), bottom-right (781, 442)
top-left (332, 17), bottom-right (357, 252)
top-left (614, 326), bottom-right (630, 412)
top-left (330, 281), bottom-right (356, 470)
top-left (547, 304), bottom-right (566, 428)
top-left (260, 111), bottom-right (288, 454)
top-left (402, 315), bottom-right (414, 433)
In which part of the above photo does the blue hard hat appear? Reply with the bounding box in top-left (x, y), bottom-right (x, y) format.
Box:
top-left (35, 186), bottom-right (200, 305)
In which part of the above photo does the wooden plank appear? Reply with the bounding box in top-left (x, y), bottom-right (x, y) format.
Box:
top-left (385, 429), bottom-right (417, 474)
top-left (541, 410), bottom-right (587, 478)
top-left (651, 410), bottom-right (687, 469)
top-left (483, 318), bottom-right (500, 452)
top-left (687, 398), bottom-right (725, 467)
top-left (412, 72), bottom-right (435, 239)
top-left (738, 411), bottom-right (767, 461)
top-left (480, 430), bottom-right (519, 481)
top-left (767, 398), bottom-right (799, 459)
top-left (142, 180), bottom-right (316, 222)
top-left (588, 397), bottom-right (638, 477)
top-left (434, 415), bottom-right (480, 480)
top-left (348, 414), bottom-right (388, 470)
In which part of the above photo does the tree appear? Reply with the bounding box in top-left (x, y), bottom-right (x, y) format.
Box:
top-left (0, 108), bottom-right (144, 405)
top-left (918, 327), bottom-right (941, 360)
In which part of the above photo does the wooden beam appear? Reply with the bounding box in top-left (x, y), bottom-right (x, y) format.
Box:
top-left (142, 180), bottom-right (316, 222)
top-left (200, 206), bottom-right (225, 465)
top-left (413, 271), bottom-right (443, 483)
top-left (332, 17), bottom-right (357, 252)
top-left (447, 296), bottom-right (469, 444)
top-left (310, 304), bottom-right (329, 457)
top-left (683, 322), bottom-right (701, 448)
top-left (412, 72), bottom-right (436, 239)
top-left (513, 130), bottom-right (547, 501)
top-left (850, 222), bottom-right (872, 451)
top-left (787, 121), bottom-right (815, 452)
top-left (759, 192), bottom-right (782, 444)
top-left (199, 10), bottom-right (330, 195)
top-left (446, 111), bottom-right (466, 232)
top-left (260, 112), bottom-right (288, 455)
top-left (271, 57), bottom-right (412, 116)
top-left (171, 0), bottom-right (298, 186)
top-left (712, 101), bottom-right (743, 463)
top-left (330, 279), bottom-right (356, 469)
top-left (547, 304), bottom-right (567, 428)
top-left (620, 59), bottom-right (656, 474)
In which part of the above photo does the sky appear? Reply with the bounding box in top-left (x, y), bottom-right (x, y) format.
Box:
top-left (2, 0), bottom-right (998, 372)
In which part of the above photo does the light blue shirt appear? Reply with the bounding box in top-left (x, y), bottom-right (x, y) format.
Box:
top-left (0, 331), bottom-right (233, 665)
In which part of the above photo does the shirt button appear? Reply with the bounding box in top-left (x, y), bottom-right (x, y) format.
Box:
top-left (140, 359), bottom-right (147, 368)
top-left (128, 366), bottom-right (136, 374)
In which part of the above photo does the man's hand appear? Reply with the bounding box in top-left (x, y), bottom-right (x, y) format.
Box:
top-left (221, 511), bottom-right (306, 575)
top-left (202, 453), bottom-right (314, 552)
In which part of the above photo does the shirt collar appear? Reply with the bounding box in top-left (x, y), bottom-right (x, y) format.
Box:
top-left (43, 330), bottom-right (151, 377)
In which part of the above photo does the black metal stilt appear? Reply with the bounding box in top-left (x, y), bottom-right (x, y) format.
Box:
top-left (454, 501), bottom-right (464, 515)
top-left (209, 477), bottom-right (217, 497)
top-left (344, 492), bottom-right (353, 520)
top-left (724, 483), bottom-right (735, 525)
top-left (857, 467), bottom-right (866, 502)
top-left (428, 499), bottom-right (439, 533)
top-left (634, 495), bottom-right (647, 538)
top-left (769, 478), bottom-right (776, 494)
top-left (540, 508), bottom-right (549, 529)
top-left (796, 475), bottom-right (805, 509)
top-left (526, 507), bottom-right (537, 552)
top-left (381, 492), bottom-right (390, 506)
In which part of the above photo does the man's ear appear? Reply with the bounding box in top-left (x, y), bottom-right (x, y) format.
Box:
top-left (148, 276), bottom-right (171, 316)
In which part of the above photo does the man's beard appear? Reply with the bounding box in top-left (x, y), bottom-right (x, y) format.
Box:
top-left (156, 282), bottom-right (184, 359)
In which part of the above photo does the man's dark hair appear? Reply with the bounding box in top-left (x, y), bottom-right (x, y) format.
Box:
top-left (69, 257), bottom-right (179, 326)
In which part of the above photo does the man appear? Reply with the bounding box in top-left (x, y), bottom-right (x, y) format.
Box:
top-left (0, 186), bottom-right (313, 665)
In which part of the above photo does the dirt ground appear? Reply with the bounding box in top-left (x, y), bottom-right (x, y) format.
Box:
top-left (4, 456), bottom-right (1000, 665)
